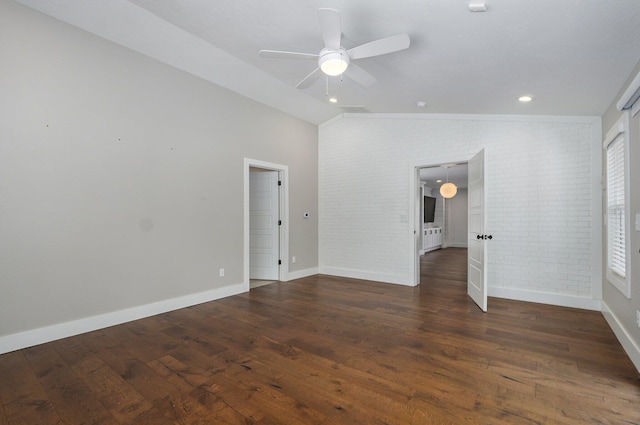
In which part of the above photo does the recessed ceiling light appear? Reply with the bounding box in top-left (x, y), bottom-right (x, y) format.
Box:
top-left (436, 179), bottom-right (442, 183)
top-left (329, 97), bottom-right (338, 103)
top-left (518, 95), bottom-right (533, 102)
top-left (417, 101), bottom-right (427, 108)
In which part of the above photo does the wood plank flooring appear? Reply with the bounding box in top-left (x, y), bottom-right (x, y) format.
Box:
top-left (1, 248), bottom-right (639, 424)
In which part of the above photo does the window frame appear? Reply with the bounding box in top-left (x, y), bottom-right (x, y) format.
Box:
top-left (603, 112), bottom-right (631, 298)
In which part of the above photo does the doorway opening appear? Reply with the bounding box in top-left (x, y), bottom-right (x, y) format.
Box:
top-left (418, 163), bottom-right (469, 256)
top-left (244, 158), bottom-right (289, 291)
top-left (408, 150), bottom-right (487, 311)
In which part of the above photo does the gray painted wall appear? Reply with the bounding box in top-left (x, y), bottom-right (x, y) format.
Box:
top-left (447, 188), bottom-right (468, 248)
top-left (0, 1), bottom-right (318, 338)
top-left (601, 59), bottom-right (640, 361)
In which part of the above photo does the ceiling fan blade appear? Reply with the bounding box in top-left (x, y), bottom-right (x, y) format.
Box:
top-left (318, 8), bottom-right (341, 50)
top-left (345, 63), bottom-right (377, 88)
top-left (296, 67), bottom-right (322, 89)
top-left (259, 50), bottom-right (318, 60)
top-left (347, 33), bottom-right (410, 60)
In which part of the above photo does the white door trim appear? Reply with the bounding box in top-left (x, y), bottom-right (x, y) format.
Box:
top-left (408, 154), bottom-right (474, 286)
top-left (244, 158), bottom-right (289, 289)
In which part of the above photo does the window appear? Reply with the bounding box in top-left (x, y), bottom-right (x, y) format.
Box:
top-left (604, 113), bottom-right (630, 298)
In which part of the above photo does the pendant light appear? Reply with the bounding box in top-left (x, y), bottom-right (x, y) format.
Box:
top-left (440, 165), bottom-right (458, 199)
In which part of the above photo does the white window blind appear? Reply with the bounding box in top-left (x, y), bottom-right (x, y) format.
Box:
top-left (606, 135), bottom-right (626, 279)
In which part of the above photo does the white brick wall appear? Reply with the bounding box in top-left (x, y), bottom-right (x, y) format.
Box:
top-left (319, 114), bottom-right (601, 306)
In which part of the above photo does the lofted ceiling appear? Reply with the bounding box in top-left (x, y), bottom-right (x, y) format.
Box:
top-left (13, 0), bottom-right (640, 125)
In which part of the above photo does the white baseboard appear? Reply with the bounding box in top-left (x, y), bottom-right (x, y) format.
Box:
top-left (285, 267), bottom-right (318, 281)
top-left (319, 266), bottom-right (414, 286)
top-left (601, 301), bottom-right (640, 373)
top-left (0, 282), bottom-right (247, 355)
top-left (448, 243), bottom-right (468, 248)
top-left (489, 286), bottom-right (602, 311)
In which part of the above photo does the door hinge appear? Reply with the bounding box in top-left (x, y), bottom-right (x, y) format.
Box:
top-left (278, 259), bottom-right (282, 265)
top-left (278, 220), bottom-right (282, 226)
top-left (278, 180), bottom-right (282, 186)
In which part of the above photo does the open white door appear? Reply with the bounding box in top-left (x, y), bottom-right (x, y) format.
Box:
top-left (250, 170), bottom-right (279, 280)
top-left (467, 149), bottom-right (487, 311)
top-left (414, 169), bottom-right (422, 285)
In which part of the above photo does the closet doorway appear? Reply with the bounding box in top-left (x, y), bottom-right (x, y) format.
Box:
top-left (243, 158), bottom-right (289, 290)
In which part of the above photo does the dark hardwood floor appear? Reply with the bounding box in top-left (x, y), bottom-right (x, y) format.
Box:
top-left (1, 248), bottom-right (639, 424)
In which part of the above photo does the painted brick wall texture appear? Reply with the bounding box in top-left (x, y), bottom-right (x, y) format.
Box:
top-left (319, 115), bottom-right (595, 298)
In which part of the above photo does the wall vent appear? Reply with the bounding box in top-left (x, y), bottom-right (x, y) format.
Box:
top-left (340, 105), bottom-right (370, 113)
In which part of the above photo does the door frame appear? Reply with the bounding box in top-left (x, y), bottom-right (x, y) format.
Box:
top-left (244, 158), bottom-right (289, 289)
top-left (408, 154), bottom-right (475, 286)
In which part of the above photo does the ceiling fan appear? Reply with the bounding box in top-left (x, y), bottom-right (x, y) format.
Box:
top-left (259, 8), bottom-right (410, 89)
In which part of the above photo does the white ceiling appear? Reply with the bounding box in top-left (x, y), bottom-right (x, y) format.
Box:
top-left (14, 0), bottom-right (640, 125)
top-left (420, 164), bottom-right (469, 190)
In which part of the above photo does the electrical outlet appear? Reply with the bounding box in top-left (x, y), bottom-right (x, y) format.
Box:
top-left (292, 256), bottom-right (296, 264)
top-left (219, 268), bottom-right (225, 277)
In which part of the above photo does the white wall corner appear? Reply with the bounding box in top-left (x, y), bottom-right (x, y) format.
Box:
top-left (590, 118), bottom-right (604, 301)
top-left (601, 301), bottom-right (640, 373)
top-left (0, 282), bottom-right (247, 355)
top-left (319, 113), bottom-right (345, 128)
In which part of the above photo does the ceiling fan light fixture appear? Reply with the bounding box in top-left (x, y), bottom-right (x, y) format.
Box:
top-left (319, 50), bottom-right (349, 76)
